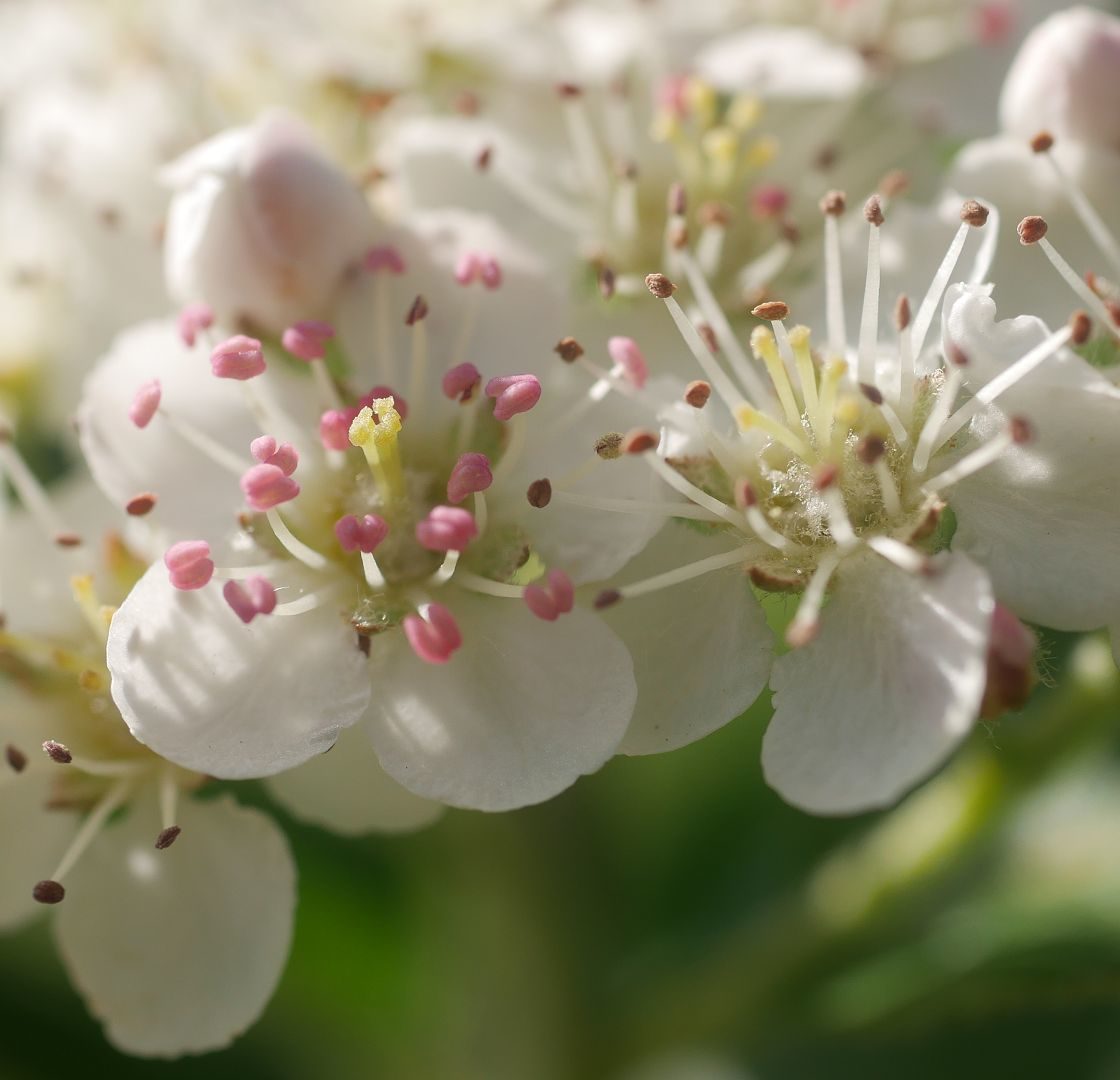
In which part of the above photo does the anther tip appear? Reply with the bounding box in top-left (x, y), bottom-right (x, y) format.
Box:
top-left (857, 434), bottom-right (887, 465)
top-left (404, 295), bottom-right (429, 325)
top-left (53, 532), bottom-right (82, 548)
top-left (598, 265), bottom-right (617, 299)
top-left (554, 336), bottom-right (584, 363)
top-left (644, 273), bottom-right (677, 299)
top-left (1069, 309), bottom-right (1092, 345)
top-left (594, 433), bottom-right (623, 460)
top-left (593, 589), bottom-right (622, 611)
top-left (894, 294), bottom-right (911, 331)
top-left (859, 382), bottom-right (884, 405)
top-left (684, 380), bottom-right (712, 409)
top-left (863, 195), bottom-right (884, 227)
top-left (960, 200), bottom-right (989, 227)
top-left (1010, 416), bottom-right (1034, 444)
top-left (475, 145), bottom-right (493, 171)
top-left (879, 169), bottom-right (909, 198)
top-left (526, 478), bottom-right (552, 508)
top-left (1017, 215), bottom-right (1048, 245)
top-left (556, 81), bottom-right (583, 98)
top-left (1029, 131), bottom-right (1054, 154)
top-left (812, 463), bottom-right (840, 490)
top-left (125, 492), bottom-right (157, 517)
top-left (819, 190), bottom-right (846, 216)
top-left (622, 429), bottom-right (659, 455)
top-left (667, 181), bottom-right (687, 217)
top-left (751, 300), bottom-right (790, 321)
top-left (32, 880), bottom-right (65, 905)
top-left (42, 740), bottom-right (72, 764)
top-left (5, 744), bottom-right (27, 772)
top-left (155, 825), bottom-right (182, 850)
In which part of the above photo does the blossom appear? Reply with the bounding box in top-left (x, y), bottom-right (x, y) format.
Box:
top-left (79, 209), bottom-right (664, 811)
top-left (552, 190), bottom-right (1118, 814)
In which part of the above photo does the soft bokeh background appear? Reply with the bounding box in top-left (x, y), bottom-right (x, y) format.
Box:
top-left (3, 628), bottom-right (1120, 1078)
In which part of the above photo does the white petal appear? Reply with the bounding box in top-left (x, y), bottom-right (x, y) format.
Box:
top-left (265, 725), bottom-right (443, 836)
top-left (107, 562), bottom-right (371, 778)
top-left (365, 591), bottom-right (635, 810)
top-left (53, 792), bottom-right (295, 1058)
top-left (944, 287), bottom-right (1120, 629)
top-left (762, 552), bottom-right (992, 815)
top-left (607, 524), bottom-right (771, 755)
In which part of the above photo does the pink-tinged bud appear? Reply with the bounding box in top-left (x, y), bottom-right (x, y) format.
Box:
top-left (223, 576), bottom-right (277, 623)
top-left (447, 453), bottom-right (493, 504)
top-left (334, 513), bottom-right (388, 554)
top-left (281, 319), bottom-right (334, 361)
top-left (485, 373), bottom-right (542, 421)
top-left (358, 386), bottom-right (409, 420)
top-left (403, 604), bottom-right (462, 664)
top-left (176, 303), bottom-right (214, 347)
top-left (363, 244), bottom-right (406, 274)
top-left (240, 463), bottom-right (300, 510)
top-left (129, 380), bottom-right (162, 428)
top-left (523, 569), bottom-right (575, 622)
top-left (606, 336), bottom-right (649, 389)
top-left (319, 409), bottom-right (354, 451)
top-left (442, 362), bottom-right (483, 403)
top-left (749, 183), bottom-right (790, 220)
top-left (980, 604), bottom-right (1038, 720)
top-left (250, 435), bottom-right (298, 475)
top-left (210, 335), bottom-right (266, 380)
top-left (164, 540), bottom-right (214, 590)
top-left (415, 505), bottom-right (478, 552)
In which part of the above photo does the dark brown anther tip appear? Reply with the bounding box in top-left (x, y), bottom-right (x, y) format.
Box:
top-left (593, 589), bottom-right (622, 610)
top-left (1017, 215), bottom-right (1048, 245)
top-left (751, 300), bottom-right (790, 321)
top-left (684, 381), bottom-right (712, 409)
top-left (526, 479), bottom-right (552, 508)
top-left (1029, 131), bottom-right (1054, 154)
top-left (621, 429), bottom-right (659, 455)
top-left (5, 744), bottom-right (27, 772)
top-left (125, 493), bottom-right (157, 517)
top-left (644, 273), bottom-right (676, 299)
top-left (155, 826), bottom-right (182, 850)
top-left (42, 740), bottom-right (72, 764)
top-left (404, 294), bottom-right (429, 325)
top-left (554, 336), bottom-right (585, 363)
top-left (1069, 309), bottom-right (1092, 345)
top-left (32, 880), bottom-right (65, 905)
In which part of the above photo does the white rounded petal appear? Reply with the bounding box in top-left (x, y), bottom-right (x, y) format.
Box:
top-left (78, 320), bottom-right (258, 537)
top-left (365, 592), bottom-right (635, 810)
top-left (53, 793), bottom-right (295, 1058)
top-left (608, 524), bottom-right (771, 755)
top-left (763, 552), bottom-right (992, 815)
top-left (107, 562), bottom-right (371, 778)
top-left (265, 725), bottom-right (443, 835)
top-left (944, 286), bottom-right (1120, 629)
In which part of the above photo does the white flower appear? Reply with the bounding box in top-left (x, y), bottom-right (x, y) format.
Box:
top-left (80, 208), bottom-right (664, 811)
top-left (162, 111), bottom-right (378, 335)
top-left (562, 190), bottom-right (1118, 814)
top-left (0, 477), bottom-right (294, 1057)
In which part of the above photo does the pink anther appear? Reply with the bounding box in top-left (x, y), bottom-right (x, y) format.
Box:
top-left (479, 257), bottom-right (502, 289)
top-left (363, 245), bottom-right (407, 275)
top-left (454, 252), bottom-right (483, 285)
top-left (176, 303), bottom-right (214, 347)
top-left (974, 1), bottom-right (1014, 45)
top-left (442, 362), bottom-right (482, 403)
top-left (657, 73), bottom-right (689, 119)
top-left (446, 453), bottom-right (493, 504)
top-left (223, 576), bottom-right (277, 623)
top-left (749, 183), bottom-right (790, 221)
top-left (415, 505), bottom-right (478, 552)
top-left (523, 569), bottom-right (575, 621)
top-left (250, 435), bottom-right (298, 475)
top-left (606, 336), bottom-right (649, 389)
top-left (485, 373), bottom-right (542, 421)
top-left (210, 335), bottom-right (266, 380)
top-left (164, 540), bottom-right (214, 591)
top-left (402, 603), bottom-right (462, 664)
top-left (319, 409), bottom-right (355, 451)
top-left (334, 513), bottom-right (388, 554)
top-left (282, 319), bottom-right (335, 362)
top-left (240, 463), bottom-right (300, 511)
top-left (129, 380), bottom-right (162, 429)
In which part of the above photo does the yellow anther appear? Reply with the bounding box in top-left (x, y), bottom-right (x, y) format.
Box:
top-left (743, 136), bottom-right (779, 170)
top-left (788, 325), bottom-right (820, 421)
top-left (727, 95), bottom-right (762, 131)
top-left (751, 327), bottom-right (802, 430)
top-left (650, 110), bottom-right (681, 143)
top-left (685, 78), bottom-right (718, 128)
top-left (701, 126), bottom-right (739, 164)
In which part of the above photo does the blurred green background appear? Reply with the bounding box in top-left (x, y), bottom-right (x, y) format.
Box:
top-left (3, 627), bottom-right (1119, 1079)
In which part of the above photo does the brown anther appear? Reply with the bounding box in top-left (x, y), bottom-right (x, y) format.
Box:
top-left (1009, 416), bottom-right (1034, 444)
top-left (684, 381), bottom-right (712, 409)
top-left (1017, 215), bottom-right (1048, 245)
top-left (404, 295), bottom-right (429, 325)
top-left (863, 195), bottom-right (884, 227)
top-left (644, 273), bottom-right (677, 299)
top-left (859, 382), bottom-right (884, 405)
top-left (1069, 309), bottom-right (1092, 345)
top-left (598, 265), bottom-right (616, 300)
top-left (452, 90), bottom-right (481, 116)
top-left (1029, 131), bottom-right (1054, 154)
top-left (815, 145), bottom-right (838, 171)
top-left (155, 825), bottom-right (182, 850)
top-left (697, 200), bottom-right (731, 227)
top-left (125, 492), bottom-right (157, 517)
top-left (779, 219), bottom-right (801, 246)
top-left (622, 428), bottom-right (659, 455)
top-left (556, 82), bottom-right (583, 98)
top-left (5, 744), bottom-right (27, 772)
top-left (474, 145), bottom-right (493, 172)
top-left (32, 880), bottom-right (65, 905)
top-left (593, 589), bottom-right (622, 610)
top-left (526, 478), bottom-right (552, 508)
top-left (42, 740), bottom-right (72, 764)
top-left (879, 169), bottom-right (909, 198)
top-left (812, 462), bottom-right (840, 490)
top-left (615, 159), bottom-right (638, 182)
top-left (667, 182), bottom-right (687, 217)
top-left (733, 477), bottom-right (758, 509)
top-left (554, 336), bottom-right (585, 363)
top-left (857, 434), bottom-right (887, 465)
top-left (594, 433), bottom-right (623, 460)
top-left (960, 200), bottom-right (989, 227)
top-left (751, 300), bottom-right (790, 321)
top-left (53, 532), bottom-right (82, 548)
top-left (785, 621), bottom-right (819, 649)
top-left (667, 221), bottom-right (689, 251)
top-left (696, 322), bottom-right (718, 354)
top-left (894, 294), bottom-right (911, 331)
top-left (819, 190), bottom-right (846, 216)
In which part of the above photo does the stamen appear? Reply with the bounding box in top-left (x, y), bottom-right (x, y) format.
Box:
top-left (43, 740), bottom-right (72, 764)
top-left (70, 574), bottom-right (112, 641)
top-left (526, 479), bottom-right (552, 508)
top-left (523, 569), bottom-right (575, 622)
top-left (454, 570), bottom-right (523, 599)
top-left (733, 479), bottom-right (793, 551)
top-left (857, 195), bottom-right (883, 385)
top-left (164, 540), bottom-right (214, 591)
top-left (349, 399), bottom-right (406, 503)
top-left (815, 465), bottom-right (857, 550)
top-left (158, 766), bottom-right (179, 842)
top-left (447, 453), bottom-right (493, 504)
top-left (125, 492), bottom-right (157, 516)
top-left (402, 603), bottom-right (462, 664)
top-left (319, 409), bottom-right (353, 452)
top-left (282, 319), bottom-right (334, 362)
top-left (894, 294), bottom-right (913, 411)
top-left (250, 436), bottom-right (298, 476)
top-left (335, 513), bottom-right (388, 554)
top-left (265, 509), bottom-right (330, 571)
top-left (241, 463), bottom-right (300, 511)
top-left (155, 826), bottom-right (182, 850)
top-left (643, 451), bottom-right (750, 531)
top-left (442, 362), bottom-right (483, 403)
top-left (177, 303), bottom-right (214, 348)
top-left (866, 534), bottom-right (931, 574)
top-left (750, 326), bottom-right (801, 429)
top-left (485, 374), bottom-right (542, 421)
top-left (0, 437), bottom-right (79, 546)
top-left (734, 404), bottom-right (811, 458)
top-left (210, 335), bottom-right (266, 381)
top-left (924, 417), bottom-right (1032, 493)
top-left (821, 191), bottom-right (847, 361)
top-left (912, 351), bottom-right (967, 475)
top-left (786, 326), bottom-right (820, 425)
top-left (598, 546), bottom-right (752, 603)
top-left (129, 380), bottom-right (161, 428)
top-left (5, 745), bottom-right (27, 772)
top-left (406, 295), bottom-right (430, 409)
top-left (785, 552), bottom-right (841, 648)
top-left (415, 506), bottom-right (478, 553)
top-left (222, 577), bottom-right (277, 623)
top-left (557, 82), bottom-right (608, 198)
top-left (606, 337), bottom-right (649, 389)
top-left (684, 381), bottom-right (712, 408)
